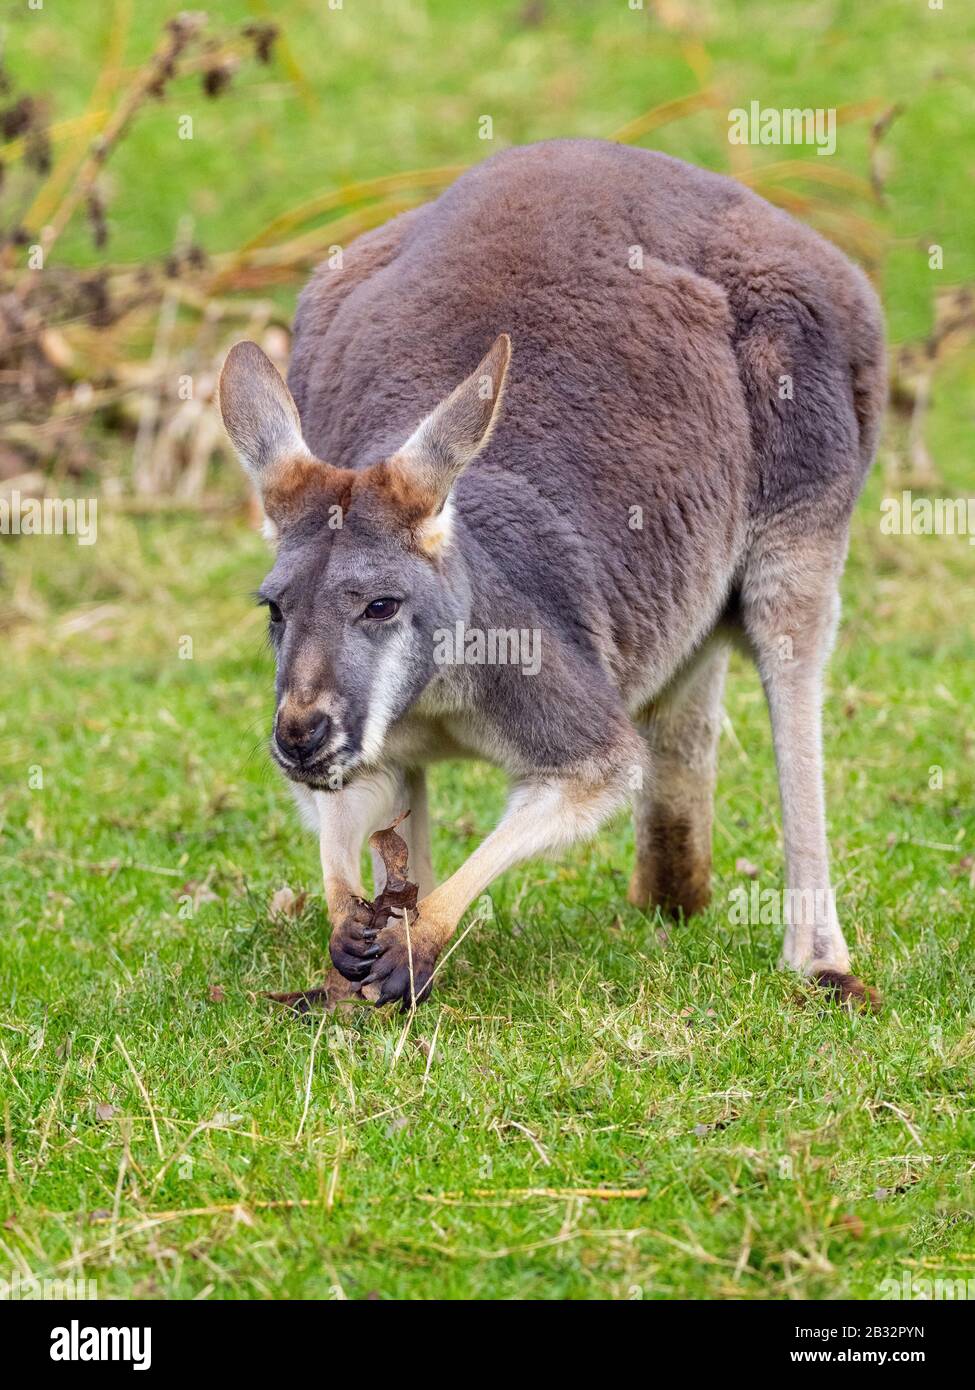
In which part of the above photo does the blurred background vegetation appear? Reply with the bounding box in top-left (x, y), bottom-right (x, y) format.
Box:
top-left (0, 0), bottom-right (973, 1300)
top-left (1, 0), bottom-right (973, 505)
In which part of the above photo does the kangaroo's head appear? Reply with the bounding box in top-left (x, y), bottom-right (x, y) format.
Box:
top-left (219, 334), bottom-right (511, 789)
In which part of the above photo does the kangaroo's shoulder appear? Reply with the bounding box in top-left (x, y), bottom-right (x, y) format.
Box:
top-left (289, 206), bottom-right (425, 408)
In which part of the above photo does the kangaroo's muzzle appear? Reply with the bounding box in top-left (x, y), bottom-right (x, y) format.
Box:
top-left (274, 705), bottom-right (332, 767)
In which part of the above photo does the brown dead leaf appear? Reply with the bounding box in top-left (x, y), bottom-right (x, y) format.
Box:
top-left (208, 984), bottom-right (225, 1003)
top-left (831, 1212), bottom-right (866, 1238)
top-left (95, 1102), bottom-right (115, 1122)
top-left (950, 854), bottom-right (975, 887)
top-left (366, 812), bottom-right (418, 929)
top-left (207, 787), bottom-right (237, 815)
top-left (176, 879), bottom-right (219, 908)
top-left (269, 885), bottom-right (308, 920)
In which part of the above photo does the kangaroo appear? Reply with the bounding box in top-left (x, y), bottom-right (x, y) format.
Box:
top-left (219, 139), bottom-right (886, 1011)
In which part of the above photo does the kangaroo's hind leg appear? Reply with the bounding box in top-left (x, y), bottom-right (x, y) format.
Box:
top-left (629, 640), bottom-right (729, 920)
top-left (740, 527), bottom-right (880, 1010)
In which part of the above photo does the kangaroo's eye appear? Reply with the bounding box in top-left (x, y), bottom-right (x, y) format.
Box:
top-left (267, 600), bottom-right (284, 625)
top-left (364, 597), bottom-right (400, 621)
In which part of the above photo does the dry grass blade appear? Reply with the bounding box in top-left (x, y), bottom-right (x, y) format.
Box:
top-left (25, 13), bottom-right (208, 273)
top-left (114, 1034), bottom-right (164, 1161)
top-left (295, 1006), bottom-right (330, 1142)
top-left (417, 1186), bottom-right (650, 1203)
top-left (210, 200), bottom-right (417, 286)
top-left (24, 0), bottom-right (134, 230)
top-left (869, 103), bottom-right (904, 204)
top-left (0, 111), bottom-right (109, 166)
top-left (611, 87), bottom-right (720, 143)
top-left (740, 160), bottom-right (878, 203)
top-left (833, 97), bottom-right (889, 126)
top-left (32, 1035), bottom-right (73, 1170)
top-left (233, 165), bottom-right (466, 255)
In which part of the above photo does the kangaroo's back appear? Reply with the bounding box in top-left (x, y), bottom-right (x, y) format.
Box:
top-left (293, 144), bottom-right (739, 691)
top-left (290, 140), bottom-right (882, 706)
top-left (291, 139), bottom-right (884, 521)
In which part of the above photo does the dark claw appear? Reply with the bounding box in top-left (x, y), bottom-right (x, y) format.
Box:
top-left (365, 953), bottom-right (397, 985)
top-left (340, 926), bottom-right (377, 950)
top-left (372, 962), bottom-right (435, 1011)
top-left (346, 936), bottom-right (379, 958)
top-left (340, 906), bottom-right (439, 1008)
top-left (377, 969), bottom-right (409, 1007)
top-left (329, 939), bottom-right (372, 981)
top-left (402, 980), bottom-right (433, 1013)
top-left (328, 896), bottom-right (395, 982)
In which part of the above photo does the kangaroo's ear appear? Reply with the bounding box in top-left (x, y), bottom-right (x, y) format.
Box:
top-left (392, 333), bottom-right (511, 513)
top-left (219, 340), bottom-right (310, 487)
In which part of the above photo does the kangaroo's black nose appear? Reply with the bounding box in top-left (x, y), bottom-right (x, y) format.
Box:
top-left (275, 709), bottom-right (331, 765)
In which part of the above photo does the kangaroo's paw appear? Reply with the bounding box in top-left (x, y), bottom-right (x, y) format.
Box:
top-left (328, 895), bottom-right (381, 982)
top-left (360, 912), bottom-right (441, 1012)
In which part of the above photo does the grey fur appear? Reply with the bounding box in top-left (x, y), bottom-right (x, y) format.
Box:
top-left (222, 139), bottom-right (886, 1005)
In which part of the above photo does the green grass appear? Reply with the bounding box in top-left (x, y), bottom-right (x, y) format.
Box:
top-left (2, 448), bottom-right (973, 1299)
top-left (1, 0), bottom-right (974, 1300)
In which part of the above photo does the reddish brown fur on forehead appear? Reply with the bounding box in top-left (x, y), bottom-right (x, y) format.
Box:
top-left (365, 458), bottom-right (439, 527)
top-left (261, 453), bottom-right (437, 539)
top-left (262, 456), bottom-right (354, 526)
